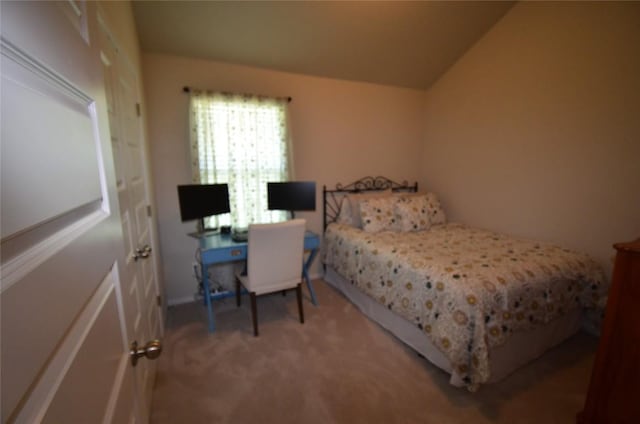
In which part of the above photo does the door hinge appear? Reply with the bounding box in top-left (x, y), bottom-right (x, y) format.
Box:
top-left (156, 295), bottom-right (162, 307)
top-left (146, 205), bottom-right (152, 217)
top-left (136, 102), bottom-right (141, 117)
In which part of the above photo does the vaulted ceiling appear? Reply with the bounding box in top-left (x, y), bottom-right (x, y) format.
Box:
top-left (132, 1), bottom-right (515, 90)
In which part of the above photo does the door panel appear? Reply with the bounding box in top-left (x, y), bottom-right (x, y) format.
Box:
top-left (1, 224), bottom-right (117, 420)
top-left (11, 268), bottom-right (125, 423)
top-left (40, 271), bottom-right (125, 424)
top-left (0, 48), bottom-right (103, 238)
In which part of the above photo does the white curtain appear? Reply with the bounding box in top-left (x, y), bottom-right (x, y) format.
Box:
top-left (189, 90), bottom-right (293, 229)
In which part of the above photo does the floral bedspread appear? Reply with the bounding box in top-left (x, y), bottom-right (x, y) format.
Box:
top-left (322, 223), bottom-right (607, 391)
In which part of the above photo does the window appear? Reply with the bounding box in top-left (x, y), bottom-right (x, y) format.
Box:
top-left (189, 91), bottom-right (292, 229)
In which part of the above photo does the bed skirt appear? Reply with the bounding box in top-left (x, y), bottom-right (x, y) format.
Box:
top-left (324, 267), bottom-right (583, 388)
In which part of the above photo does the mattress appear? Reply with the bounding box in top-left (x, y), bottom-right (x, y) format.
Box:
top-left (322, 222), bottom-right (607, 391)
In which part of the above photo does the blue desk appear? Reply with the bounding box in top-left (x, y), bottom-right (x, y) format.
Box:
top-left (196, 231), bottom-right (320, 332)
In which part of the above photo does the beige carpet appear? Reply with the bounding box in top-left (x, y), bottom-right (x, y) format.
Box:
top-left (150, 279), bottom-right (597, 424)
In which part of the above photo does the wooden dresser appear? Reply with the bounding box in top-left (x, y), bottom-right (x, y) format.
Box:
top-left (577, 238), bottom-right (640, 424)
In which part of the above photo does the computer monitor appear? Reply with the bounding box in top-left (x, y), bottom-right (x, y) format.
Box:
top-left (267, 181), bottom-right (316, 219)
top-left (177, 184), bottom-right (230, 234)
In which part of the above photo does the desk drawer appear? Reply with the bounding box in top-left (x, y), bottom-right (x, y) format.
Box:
top-left (201, 245), bottom-right (247, 263)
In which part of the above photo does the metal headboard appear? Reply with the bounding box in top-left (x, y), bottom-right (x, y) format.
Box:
top-left (323, 176), bottom-right (418, 231)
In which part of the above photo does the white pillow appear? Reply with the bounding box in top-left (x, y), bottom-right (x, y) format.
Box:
top-left (360, 197), bottom-right (398, 233)
top-left (392, 191), bottom-right (424, 199)
top-left (336, 196), bottom-right (354, 226)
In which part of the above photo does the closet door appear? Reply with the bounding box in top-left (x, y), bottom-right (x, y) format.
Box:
top-left (97, 9), bottom-right (164, 418)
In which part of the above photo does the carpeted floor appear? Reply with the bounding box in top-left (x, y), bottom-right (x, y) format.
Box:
top-left (150, 279), bottom-right (597, 424)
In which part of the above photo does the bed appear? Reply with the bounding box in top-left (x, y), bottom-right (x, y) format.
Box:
top-left (321, 176), bottom-right (607, 391)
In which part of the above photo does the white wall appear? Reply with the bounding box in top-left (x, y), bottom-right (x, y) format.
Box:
top-left (142, 54), bottom-right (425, 304)
top-left (420, 1), bottom-right (640, 277)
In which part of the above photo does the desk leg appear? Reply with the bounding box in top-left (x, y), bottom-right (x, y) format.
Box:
top-left (201, 262), bottom-right (216, 332)
top-left (303, 248), bottom-right (319, 306)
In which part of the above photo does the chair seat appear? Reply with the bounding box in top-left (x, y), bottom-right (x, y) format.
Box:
top-left (235, 273), bottom-right (300, 296)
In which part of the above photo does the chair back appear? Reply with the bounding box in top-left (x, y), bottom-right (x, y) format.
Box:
top-left (245, 219), bottom-right (306, 295)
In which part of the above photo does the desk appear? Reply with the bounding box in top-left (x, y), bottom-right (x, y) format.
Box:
top-left (196, 231), bottom-right (320, 332)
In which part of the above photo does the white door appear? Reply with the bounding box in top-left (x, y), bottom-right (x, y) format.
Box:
top-left (1, 1), bottom-right (160, 422)
top-left (97, 10), bottom-right (163, 417)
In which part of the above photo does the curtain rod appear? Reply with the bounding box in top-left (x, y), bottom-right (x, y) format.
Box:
top-left (182, 86), bottom-right (292, 103)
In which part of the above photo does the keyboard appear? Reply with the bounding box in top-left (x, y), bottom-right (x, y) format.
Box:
top-left (231, 232), bottom-right (248, 242)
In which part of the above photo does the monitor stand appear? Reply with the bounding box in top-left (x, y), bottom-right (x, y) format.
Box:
top-left (188, 228), bottom-right (220, 238)
top-left (188, 218), bottom-right (220, 238)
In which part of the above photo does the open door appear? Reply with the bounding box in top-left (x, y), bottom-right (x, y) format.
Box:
top-left (1, 1), bottom-right (162, 422)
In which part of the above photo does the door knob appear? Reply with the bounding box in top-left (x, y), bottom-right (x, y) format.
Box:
top-left (132, 245), bottom-right (152, 261)
top-left (130, 339), bottom-right (162, 367)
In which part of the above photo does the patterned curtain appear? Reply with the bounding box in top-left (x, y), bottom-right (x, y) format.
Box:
top-left (189, 90), bottom-right (293, 229)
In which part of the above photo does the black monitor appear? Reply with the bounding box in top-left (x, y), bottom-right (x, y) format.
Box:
top-left (267, 181), bottom-right (316, 219)
top-left (177, 184), bottom-right (230, 233)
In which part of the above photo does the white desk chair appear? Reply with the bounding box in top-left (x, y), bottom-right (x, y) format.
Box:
top-left (235, 219), bottom-right (306, 336)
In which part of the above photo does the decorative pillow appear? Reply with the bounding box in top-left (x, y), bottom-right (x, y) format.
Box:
top-left (346, 189), bottom-right (392, 228)
top-left (424, 192), bottom-right (446, 225)
top-left (395, 195), bottom-right (431, 232)
top-left (360, 197), bottom-right (398, 233)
